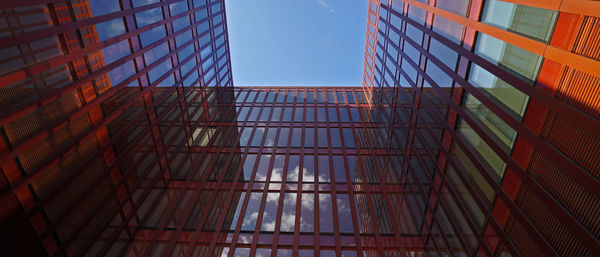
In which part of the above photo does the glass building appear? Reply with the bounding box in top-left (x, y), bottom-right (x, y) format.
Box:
top-left (0, 0), bottom-right (599, 257)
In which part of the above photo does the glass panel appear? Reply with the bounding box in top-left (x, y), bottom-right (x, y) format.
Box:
top-left (336, 91), bottom-right (346, 104)
top-left (333, 156), bottom-right (347, 183)
top-left (271, 107), bottom-right (282, 122)
top-left (264, 128), bottom-right (277, 147)
top-left (243, 154), bottom-right (257, 181)
top-left (327, 108), bottom-right (338, 122)
top-left (318, 155), bottom-right (330, 183)
top-left (250, 127), bottom-right (265, 147)
top-left (468, 63), bottom-right (529, 116)
top-left (255, 249), bottom-right (271, 257)
top-left (457, 120), bottom-right (506, 179)
top-left (294, 107), bottom-right (304, 122)
top-left (317, 108), bottom-right (327, 122)
top-left (337, 194), bottom-right (354, 233)
top-left (347, 156), bottom-right (357, 182)
top-left (339, 108), bottom-right (350, 122)
top-left (463, 93), bottom-right (517, 148)
top-left (300, 193), bottom-right (314, 232)
top-left (287, 155), bottom-right (300, 182)
top-left (343, 128), bottom-right (355, 148)
top-left (317, 128), bottom-right (328, 148)
top-left (482, 0), bottom-right (557, 42)
top-left (259, 107), bottom-right (271, 122)
top-left (291, 128), bottom-right (302, 147)
top-left (287, 91), bottom-right (296, 103)
top-left (330, 128), bottom-right (342, 148)
top-left (278, 128), bottom-right (290, 147)
top-left (475, 33), bottom-right (543, 84)
top-left (282, 108), bottom-right (293, 122)
top-left (276, 92), bottom-right (286, 103)
top-left (305, 128), bottom-right (314, 148)
top-left (307, 92), bottom-right (315, 103)
top-left (350, 108), bottom-right (360, 122)
top-left (306, 108), bottom-right (315, 122)
top-left (229, 192), bottom-right (246, 230)
top-left (316, 91), bottom-right (325, 103)
top-left (255, 154), bottom-right (270, 181)
top-left (280, 193), bottom-right (297, 232)
top-left (346, 92), bottom-right (355, 104)
top-left (261, 193), bottom-right (280, 231)
top-left (297, 92), bottom-right (305, 103)
top-left (241, 192), bottom-right (262, 230)
top-left (319, 194), bottom-right (334, 233)
top-left (303, 155), bottom-right (315, 182)
top-left (326, 91), bottom-right (335, 104)
top-left (271, 155), bottom-right (285, 182)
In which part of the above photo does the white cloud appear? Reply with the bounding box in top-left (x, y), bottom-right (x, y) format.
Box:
top-left (317, 0), bottom-right (335, 12)
top-left (280, 213), bottom-right (295, 231)
top-left (271, 168), bottom-right (282, 181)
top-left (301, 194), bottom-right (314, 209)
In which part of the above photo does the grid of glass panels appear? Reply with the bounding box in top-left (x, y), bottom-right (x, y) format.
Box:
top-left (363, 1), bottom-right (596, 257)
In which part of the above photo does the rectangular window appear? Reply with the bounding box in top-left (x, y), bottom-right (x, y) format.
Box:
top-left (305, 128), bottom-right (314, 148)
top-left (264, 128), bottom-right (277, 147)
top-left (327, 108), bottom-right (338, 122)
top-left (343, 128), bottom-right (355, 148)
top-left (287, 155), bottom-right (300, 182)
top-left (336, 194), bottom-right (354, 233)
top-left (319, 194), bottom-right (334, 233)
top-left (281, 193), bottom-right (297, 232)
top-left (241, 193), bottom-right (262, 230)
top-left (318, 155), bottom-right (330, 183)
top-left (261, 192), bottom-right (280, 231)
top-left (303, 155), bottom-right (315, 182)
top-left (255, 154), bottom-right (270, 181)
top-left (482, 0), bottom-right (557, 42)
top-left (300, 194), bottom-right (314, 232)
top-left (306, 108), bottom-right (315, 122)
top-left (291, 128), bottom-right (302, 148)
top-left (317, 128), bottom-right (328, 148)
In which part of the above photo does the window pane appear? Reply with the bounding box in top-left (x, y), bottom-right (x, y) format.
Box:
top-left (330, 128), bottom-right (342, 148)
top-left (318, 155), bottom-right (330, 183)
top-left (241, 192), bottom-right (262, 230)
top-left (317, 128), bottom-right (328, 148)
top-left (287, 155), bottom-right (300, 182)
top-left (264, 127), bottom-right (277, 147)
top-left (271, 155), bottom-right (285, 182)
top-left (327, 108), bottom-right (338, 122)
top-left (294, 108), bottom-right (304, 122)
top-left (229, 192), bottom-right (246, 230)
top-left (319, 194), bottom-right (334, 233)
top-left (317, 108), bottom-right (327, 122)
top-left (250, 127), bottom-right (264, 147)
top-left (305, 128), bottom-right (314, 148)
top-left (343, 128), bottom-right (355, 148)
top-left (482, 0), bottom-right (557, 42)
top-left (300, 193), bottom-right (314, 232)
top-left (243, 154), bottom-right (257, 181)
top-left (337, 194), bottom-right (354, 233)
top-left (306, 108), bottom-right (315, 122)
top-left (291, 128), bottom-right (302, 147)
top-left (261, 193), bottom-right (280, 231)
top-left (303, 155), bottom-right (315, 182)
top-left (278, 128), bottom-right (290, 147)
top-left (255, 154), bottom-right (270, 181)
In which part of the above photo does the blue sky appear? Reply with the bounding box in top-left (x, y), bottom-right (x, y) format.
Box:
top-left (225, 0), bottom-right (368, 86)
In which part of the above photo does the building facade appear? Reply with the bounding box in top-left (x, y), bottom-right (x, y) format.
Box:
top-left (0, 0), bottom-right (233, 256)
top-left (363, 0), bottom-right (600, 256)
top-left (1, 0), bottom-right (599, 257)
